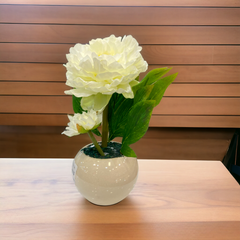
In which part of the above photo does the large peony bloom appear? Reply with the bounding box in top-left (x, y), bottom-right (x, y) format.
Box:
top-left (61, 110), bottom-right (102, 137)
top-left (64, 35), bottom-right (148, 111)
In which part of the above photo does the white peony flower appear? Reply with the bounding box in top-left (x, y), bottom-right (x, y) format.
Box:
top-left (61, 110), bottom-right (102, 137)
top-left (64, 35), bottom-right (148, 111)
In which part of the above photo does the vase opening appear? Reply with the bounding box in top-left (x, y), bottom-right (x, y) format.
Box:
top-left (82, 141), bottom-right (123, 159)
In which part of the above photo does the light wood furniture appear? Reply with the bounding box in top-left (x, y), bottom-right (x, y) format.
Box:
top-left (1, 159), bottom-right (240, 240)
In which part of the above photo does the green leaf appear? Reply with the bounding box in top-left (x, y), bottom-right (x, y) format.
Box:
top-left (133, 67), bottom-right (172, 94)
top-left (108, 93), bottom-right (134, 141)
top-left (92, 128), bottom-right (101, 137)
top-left (121, 100), bottom-right (155, 157)
top-left (148, 73), bottom-right (178, 107)
top-left (120, 144), bottom-right (137, 158)
top-left (72, 95), bottom-right (85, 114)
top-left (142, 67), bottom-right (172, 85)
top-left (134, 84), bottom-right (154, 105)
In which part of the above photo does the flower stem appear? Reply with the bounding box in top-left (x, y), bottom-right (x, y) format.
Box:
top-left (102, 104), bottom-right (109, 148)
top-left (87, 131), bottom-right (105, 156)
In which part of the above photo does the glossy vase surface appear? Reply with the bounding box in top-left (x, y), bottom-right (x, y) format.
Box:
top-left (72, 144), bottom-right (138, 206)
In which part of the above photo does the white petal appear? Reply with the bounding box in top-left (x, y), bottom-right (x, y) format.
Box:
top-left (81, 95), bottom-right (95, 110)
top-left (64, 34), bottom-right (147, 98)
top-left (93, 93), bottom-right (112, 111)
top-left (122, 91), bottom-right (134, 99)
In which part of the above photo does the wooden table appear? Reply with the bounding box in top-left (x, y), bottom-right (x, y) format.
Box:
top-left (1, 159), bottom-right (240, 240)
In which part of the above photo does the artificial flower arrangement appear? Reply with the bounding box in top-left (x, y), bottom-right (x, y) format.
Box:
top-left (62, 35), bottom-right (178, 158)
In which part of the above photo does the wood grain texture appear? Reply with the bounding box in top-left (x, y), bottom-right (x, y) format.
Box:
top-left (154, 97), bottom-right (240, 115)
top-left (1, 82), bottom-right (240, 97)
top-left (1, 5), bottom-right (240, 25)
top-left (0, 160), bottom-right (239, 240)
top-left (0, 0), bottom-right (239, 7)
top-left (0, 43), bottom-right (70, 63)
top-left (150, 116), bottom-right (240, 128)
top-left (133, 133), bottom-right (234, 160)
top-left (0, 96), bottom-right (73, 113)
top-left (1, 24), bottom-right (240, 45)
top-left (0, 126), bottom-right (234, 159)
top-left (0, 3), bottom-right (239, 130)
top-left (1, 63), bottom-right (240, 83)
top-left (1, 96), bottom-right (240, 116)
top-left (1, 222), bottom-right (240, 240)
top-left (164, 84), bottom-right (240, 97)
top-left (0, 114), bottom-right (68, 126)
top-left (0, 114), bottom-right (240, 128)
top-left (0, 63), bottom-right (66, 81)
top-left (146, 65), bottom-right (240, 83)
top-left (0, 82), bottom-right (70, 95)
top-left (1, 44), bottom-right (240, 64)
top-left (141, 45), bottom-right (240, 65)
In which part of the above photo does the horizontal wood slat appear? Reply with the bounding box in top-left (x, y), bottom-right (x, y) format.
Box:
top-left (154, 97), bottom-right (240, 115)
top-left (0, 63), bottom-right (66, 81)
top-left (1, 63), bottom-right (240, 83)
top-left (0, 114), bottom-right (68, 126)
top-left (0, 96), bottom-right (72, 114)
top-left (0, 4), bottom-right (239, 130)
top-left (1, 44), bottom-right (240, 64)
top-left (1, 6), bottom-right (240, 25)
top-left (150, 116), bottom-right (240, 128)
top-left (1, 82), bottom-right (240, 97)
top-left (0, 82), bottom-right (70, 95)
top-left (165, 84), bottom-right (240, 97)
top-left (1, 96), bottom-right (239, 115)
top-left (146, 65), bottom-right (240, 83)
top-left (0, 128), bottom-right (235, 159)
top-left (0, 114), bottom-right (239, 128)
top-left (0, 43), bottom-right (70, 63)
top-left (1, 24), bottom-right (240, 45)
top-left (0, 125), bottom-right (234, 139)
top-left (142, 46), bottom-right (240, 65)
top-left (1, 0), bottom-right (239, 7)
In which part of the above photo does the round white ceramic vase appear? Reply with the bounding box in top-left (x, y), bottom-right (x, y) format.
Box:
top-left (72, 144), bottom-right (138, 206)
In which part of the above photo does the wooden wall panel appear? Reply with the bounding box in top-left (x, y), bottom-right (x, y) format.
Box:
top-left (0, 126), bottom-right (234, 160)
top-left (0, 82), bottom-right (70, 95)
top-left (150, 116), bottom-right (240, 128)
top-left (1, 82), bottom-right (240, 97)
top-left (142, 46), bottom-right (240, 65)
top-left (0, 43), bottom-right (70, 63)
top-left (0, 63), bottom-right (66, 81)
top-left (153, 98), bottom-right (240, 115)
top-left (146, 65), bottom-right (240, 83)
top-left (1, 96), bottom-right (239, 116)
top-left (1, 63), bottom-right (240, 83)
top-left (0, 114), bottom-right (239, 129)
top-left (1, 6), bottom-right (240, 25)
top-left (1, 44), bottom-right (240, 65)
top-left (0, 3), bottom-right (239, 128)
top-left (0, 0), bottom-right (239, 7)
top-left (0, 96), bottom-right (72, 114)
top-left (164, 84), bottom-right (240, 97)
top-left (1, 24), bottom-right (240, 45)
top-left (0, 114), bottom-right (68, 126)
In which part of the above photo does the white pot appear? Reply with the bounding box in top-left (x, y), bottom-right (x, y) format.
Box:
top-left (72, 143), bottom-right (138, 206)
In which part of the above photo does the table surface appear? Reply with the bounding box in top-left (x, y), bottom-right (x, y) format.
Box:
top-left (0, 159), bottom-right (240, 240)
